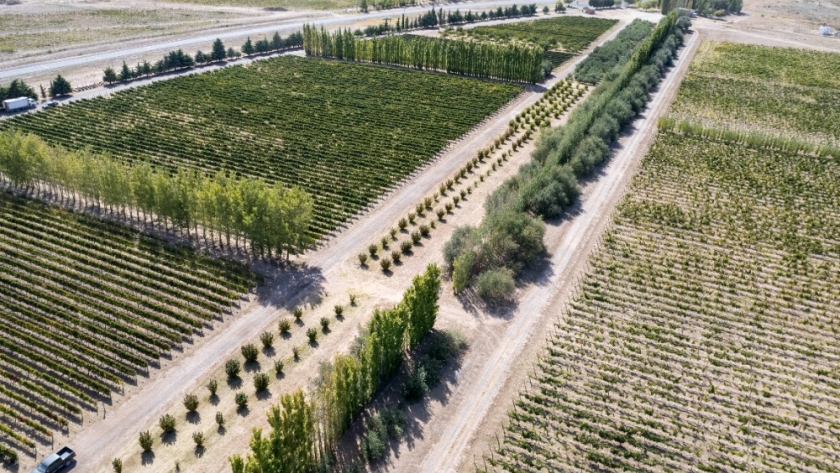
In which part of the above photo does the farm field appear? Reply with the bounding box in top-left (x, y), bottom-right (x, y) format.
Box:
top-left (0, 56), bottom-right (522, 238)
top-left (443, 16), bottom-right (618, 54)
top-left (667, 42), bottom-right (840, 146)
top-left (0, 190), bottom-right (257, 463)
top-left (483, 43), bottom-right (840, 473)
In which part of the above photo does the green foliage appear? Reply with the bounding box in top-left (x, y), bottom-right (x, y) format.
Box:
top-left (49, 74), bottom-right (72, 97)
top-left (358, 253), bottom-right (369, 266)
top-left (226, 359), bottom-right (241, 379)
top-left (260, 331), bottom-right (275, 348)
top-left (193, 431), bottom-right (205, 447)
top-left (361, 409), bottom-right (406, 462)
top-left (306, 327), bottom-right (318, 343)
top-left (216, 411), bottom-right (225, 427)
top-left (103, 67), bottom-right (118, 84)
top-left (575, 19), bottom-right (656, 84)
top-left (279, 318), bottom-right (292, 334)
top-left (159, 413), bottom-right (176, 433)
top-left (229, 390), bottom-right (316, 473)
top-left (380, 257), bottom-right (392, 272)
top-left (304, 25), bottom-right (545, 83)
top-left (242, 343), bottom-right (259, 363)
top-left (211, 38), bottom-right (227, 61)
top-left (139, 430), bottom-right (154, 451)
top-left (112, 458), bottom-right (122, 473)
top-left (0, 131), bottom-right (314, 259)
top-left (207, 379), bottom-right (218, 396)
top-left (475, 268), bottom-right (516, 302)
top-left (402, 365), bottom-right (428, 402)
top-left (4, 57), bottom-right (517, 240)
top-left (401, 241), bottom-right (413, 254)
top-left (293, 307), bottom-right (303, 320)
top-left (0, 79), bottom-right (37, 101)
top-left (254, 372), bottom-right (270, 391)
top-left (242, 37), bottom-right (255, 55)
top-left (391, 250), bottom-right (402, 264)
top-left (183, 393), bottom-right (199, 412)
top-left (274, 360), bottom-right (284, 374)
top-left (320, 317), bottom-right (330, 331)
top-left (235, 391), bottom-right (248, 409)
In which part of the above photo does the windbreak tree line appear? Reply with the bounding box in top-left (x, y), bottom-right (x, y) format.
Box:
top-left (103, 32), bottom-right (303, 85)
top-left (574, 19), bottom-right (656, 84)
top-left (303, 25), bottom-right (545, 83)
top-left (0, 79), bottom-right (38, 102)
top-left (443, 11), bottom-right (688, 299)
top-left (0, 131), bottom-right (314, 259)
top-left (230, 264), bottom-right (441, 472)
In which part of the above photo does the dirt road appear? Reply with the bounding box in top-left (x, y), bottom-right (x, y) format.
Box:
top-left (414, 30), bottom-right (701, 473)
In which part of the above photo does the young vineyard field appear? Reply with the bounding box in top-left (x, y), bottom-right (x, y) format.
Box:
top-left (0, 190), bottom-right (256, 460)
top-left (0, 56), bottom-right (522, 237)
top-left (667, 42), bottom-right (840, 146)
top-left (444, 16), bottom-right (617, 54)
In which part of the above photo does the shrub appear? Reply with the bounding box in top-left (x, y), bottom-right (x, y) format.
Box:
top-left (437, 209), bottom-right (445, 220)
top-left (274, 360), bottom-right (284, 374)
top-left (476, 268), bottom-right (516, 303)
top-left (139, 430), bottom-right (154, 451)
top-left (460, 189), bottom-right (467, 199)
top-left (368, 244), bottom-right (378, 256)
top-left (241, 343), bottom-right (259, 363)
top-left (408, 212), bottom-right (416, 223)
top-left (254, 373), bottom-right (270, 391)
top-left (320, 317), bottom-right (330, 331)
top-left (419, 224), bottom-right (430, 237)
top-left (411, 232), bottom-right (421, 244)
top-left (279, 318), bottom-right (291, 334)
top-left (207, 379), bottom-right (218, 396)
top-left (159, 414), bottom-right (176, 433)
top-left (112, 458), bottom-right (123, 473)
top-left (358, 253), bottom-right (368, 266)
top-left (446, 179), bottom-right (454, 189)
top-left (215, 411), bottom-right (225, 427)
top-left (380, 257), bottom-right (392, 272)
top-left (193, 431), bottom-right (205, 447)
top-left (260, 331), bottom-right (274, 348)
top-left (439, 183), bottom-right (447, 195)
top-left (334, 305), bottom-right (343, 317)
top-left (381, 236), bottom-right (389, 248)
top-left (401, 241), bottom-right (413, 254)
top-left (424, 197), bottom-right (433, 209)
top-left (349, 294), bottom-right (357, 305)
top-left (363, 428), bottom-right (386, 462)
top-left (183, 394), bottom-right (199, 412)
top-left (235, 391), bottom-right (248, 409)
top-left (453, 196), bottom-right (460, 206)
top-left (445, 203), bottom-right (453, 213)
top-left (225, 359), bottom-right (241, 378)
top-left (415, 203), bottom-right (424, 215)
top-left (292, 346), bottom-right (301, 360)
top-left (389, 227), bottom-right (397, 238)
top-left (398, 218), bottom-right (408, 230)
top-left (402, 365), bottom-right (428, 403)
top-left (307, 328), bottom-right (318, 343)
top-left (391, 250), bottom-right (402, 263)
top-left (293, 306), bottom-right (303, 320)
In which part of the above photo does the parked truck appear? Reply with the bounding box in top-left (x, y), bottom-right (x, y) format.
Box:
top-left (30, 447), bottom-right (75, 473)
top-left (2, 96), bottom-right (37, 112)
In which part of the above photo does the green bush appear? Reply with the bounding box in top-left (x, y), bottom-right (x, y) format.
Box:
top-left (358, 253), bottom-right (368, 266)
top-left (260, 331), bottom-right (274, 348)
top-left (183, 393), bottom-right (199, 412)
top-left (235, 391), bottom-right (248, 409)
top-left (334, 305), bottom-right (343, 317)
top-left (112, 458), bottom-right (123, 473)
top-left (321, 317), bottom-right (331, 331)
top-left (216, 411), bottom-right (225, 427)
top-left (307, 328), bottom-right (318, 343)
top-left (293, 306), bottom-right (303, 320)
top-left (391, 250), bottom-right (402, 264)
top-left (380, 257), bottom-right (392, 272)
top-left (402, 366), bottom-right (428, 403)
top-left (207, 378), bottom-right (218, 396)
top-left (139, 430), bottom-right (154, 451)
top-left (159, 414), bottom-right (176, 433)
top-left (475, 268), bottom-right (516, 303)
top-left (279, 318), bottom-right (292, 334)
top-left (254, 373), bottom-right (270, 391)
top-left (274, 360), bottom-right (284, 374)
top-left (401, 241), bottom-right (413, 254)
top-left (225, 359), bottom-right (241, 378)
top-left (193, 431), bottom-right (205, 447)
top-left (411, 232), bottom-right (422, 244)
top-left (241, 343), bottom-right (259, 363)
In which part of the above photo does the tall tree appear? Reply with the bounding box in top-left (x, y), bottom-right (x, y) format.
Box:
top-left (211, 38), bottom-right (227, 61)
top-left (49, 74), bottom-right (72, 97)
top-left (242, 37), bottom-right (255, 56)
top-left (119, 62), bottom-right (132, 83)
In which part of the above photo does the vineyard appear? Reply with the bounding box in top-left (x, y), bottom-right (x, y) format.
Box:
top-left (668, 42), bottom-right (840, 146)
top-left (482, 43), bottom-right (840, 473)
top-left (0, 190), bottom-right (256, 461)
top-left (443, 16), bottom-right (617, 54)
top-left (0, 56), bottom-right (521, 237)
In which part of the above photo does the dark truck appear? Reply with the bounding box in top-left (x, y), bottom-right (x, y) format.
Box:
top-left (31, 447), bottom-right (75, 473)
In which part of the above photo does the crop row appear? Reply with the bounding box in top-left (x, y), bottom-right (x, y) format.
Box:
top-left (0, 191), bottom-right (256, 458)
top-left (0, 56), bottom-right (521, 238)
top-left (482, 133), bottom-right (840, 472)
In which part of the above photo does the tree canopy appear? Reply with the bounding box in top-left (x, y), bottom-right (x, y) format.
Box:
top-left (49, 74), bottom-right (72, 97)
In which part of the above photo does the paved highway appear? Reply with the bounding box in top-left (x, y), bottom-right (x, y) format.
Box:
top-left (0, 0), bottom-right (556, 80)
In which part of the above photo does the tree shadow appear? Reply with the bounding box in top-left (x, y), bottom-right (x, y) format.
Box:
top-left (209, 394), bottom-right (220, 406)
top-left (161, 431), bottom-right (178, 446)
top-left (237, 406), bottom-right (250, 417)
top-left (244, 360), bottom-right (261, 373)
top-left (309, 340), bottom-right (320, 349)
top-left (141, 451), bottom-right (155, 466)
top-left (217, 426), bottom-right (227, 436)
top-left (262, 346), bottom-right (276, 358)
top-left (256, 389), bottom-right (273, 401)
top-left (194, 445), bottom-right (206, 458)
top-left (186, 411), bottom-right (201, 425)
top-left (227, 376), bottom-right (242, 390)
top-left (280, 331), bottom-right (293, 340)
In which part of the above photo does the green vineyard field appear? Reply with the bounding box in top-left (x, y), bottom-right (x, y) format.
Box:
top-left (668, 42), bottom-right (840, 146)
top-left (0, 190), bottom-right (257, 457)
top-left (485, 43), bottom-right (840, 473)
top-left (0, 56), bottom-right (522, 237)
top-left (444, 16), bottom-right (617, 53)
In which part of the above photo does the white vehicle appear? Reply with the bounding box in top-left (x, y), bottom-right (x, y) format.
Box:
top-left (2, 96), bottom-right (38, 112)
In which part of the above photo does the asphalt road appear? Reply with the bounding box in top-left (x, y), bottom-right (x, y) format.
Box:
top-left (0, 0), bottom-right (556, 81)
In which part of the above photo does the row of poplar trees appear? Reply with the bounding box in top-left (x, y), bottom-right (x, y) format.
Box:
top-left (0, 130), bottom-right (313, 259)
top-left (302, 25), bottom-right (545, 83)
top-left (230, 264), bottom-right (441, 472)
